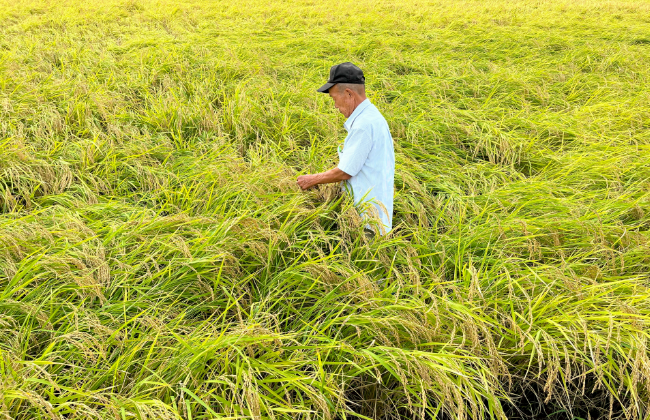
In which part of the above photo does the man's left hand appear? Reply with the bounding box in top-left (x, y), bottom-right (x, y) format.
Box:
top-left (297, 168), bottom-right (350, 191)
top-left (297, 174), bottom-right (318, 190)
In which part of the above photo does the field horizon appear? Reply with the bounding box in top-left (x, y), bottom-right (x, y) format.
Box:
top-left (1, 0), bottom-right (649, 419)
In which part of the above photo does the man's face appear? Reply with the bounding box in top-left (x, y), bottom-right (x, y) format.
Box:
top-left (328, 85), bottom-right (354, 118)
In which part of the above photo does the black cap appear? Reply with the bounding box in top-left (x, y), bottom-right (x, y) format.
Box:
top-left (317, 62), bottom-right (365, 93)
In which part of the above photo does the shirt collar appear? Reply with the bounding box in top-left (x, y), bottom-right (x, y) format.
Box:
top-left (343, 99), bottom-right (371, 131)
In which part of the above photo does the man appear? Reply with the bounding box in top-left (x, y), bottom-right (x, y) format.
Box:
top-left (296, 62), bottom-right (395, 235)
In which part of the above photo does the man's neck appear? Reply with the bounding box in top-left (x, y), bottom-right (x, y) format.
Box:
top-left (349, 96), bottom-right (368, 116)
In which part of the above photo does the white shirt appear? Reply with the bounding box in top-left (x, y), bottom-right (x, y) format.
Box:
top-left (337, 99), bottom-right (395, 234)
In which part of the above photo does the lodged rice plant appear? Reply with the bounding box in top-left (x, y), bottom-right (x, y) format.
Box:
top-left (1, 0), bottom-right (649, 419)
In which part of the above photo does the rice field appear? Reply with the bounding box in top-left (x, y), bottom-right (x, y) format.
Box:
top-left (1, 0), bottom-right (649, 418)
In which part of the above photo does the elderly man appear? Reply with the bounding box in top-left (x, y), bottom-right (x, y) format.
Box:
top-left (297, 62), bottom-right (395, 235)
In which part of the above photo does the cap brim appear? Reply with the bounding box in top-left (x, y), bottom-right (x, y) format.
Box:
top-left (316, 82), bottom-right (335, 93)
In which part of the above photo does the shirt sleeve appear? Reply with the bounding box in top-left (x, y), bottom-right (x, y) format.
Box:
top-left (337, 128), bottom-right (372, 177)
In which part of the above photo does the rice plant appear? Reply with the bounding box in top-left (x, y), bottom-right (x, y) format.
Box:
top-left (1, 0), bottom-right (649, 419)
